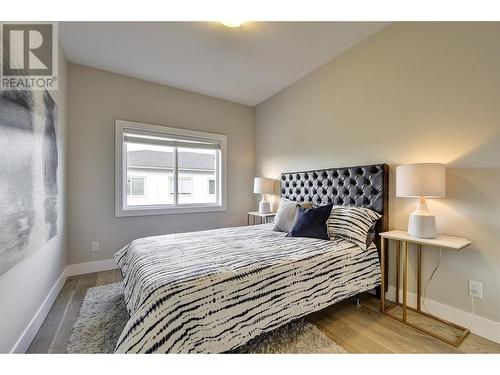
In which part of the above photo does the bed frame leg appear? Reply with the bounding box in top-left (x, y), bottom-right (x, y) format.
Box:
top-left (375, 285), bottom-right (382, 300)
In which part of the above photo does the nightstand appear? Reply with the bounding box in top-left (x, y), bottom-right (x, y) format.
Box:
top-left (379, 230), bottom-right (472, 347)
top-left (247, 211), bottom-right (276, 225)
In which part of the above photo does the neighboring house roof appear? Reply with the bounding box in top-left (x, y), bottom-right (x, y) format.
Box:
top-left (127, 150), bottom-right (215, 171)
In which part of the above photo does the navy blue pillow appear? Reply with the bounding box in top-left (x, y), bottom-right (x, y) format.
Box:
top-left (289, 203), bottom-right (332, 240)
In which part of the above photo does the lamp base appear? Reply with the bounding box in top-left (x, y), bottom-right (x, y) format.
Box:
top-left (259, 200), bottom-right (271, 214)
top-left (408, 212), bottom-right (436, 239)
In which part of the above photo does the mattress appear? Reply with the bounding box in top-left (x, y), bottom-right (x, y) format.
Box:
top-left (113, 223), bottom-right (381, 353)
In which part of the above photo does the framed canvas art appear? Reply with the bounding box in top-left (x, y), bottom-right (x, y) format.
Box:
top-left (0, 90), bottom-right (58, 275)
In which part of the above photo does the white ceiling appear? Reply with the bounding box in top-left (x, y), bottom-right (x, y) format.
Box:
top-left (60, 22), bottom-right (388, 106)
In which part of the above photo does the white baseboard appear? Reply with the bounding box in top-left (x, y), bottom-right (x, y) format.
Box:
top-left (10, 258), bottom-right (118, 353)
top-left (10, 269), bottom-right (68, 353)
top-left (386, 286), bottom-right (500, 344)
top-left (65, 258), bottom-right (117, 277)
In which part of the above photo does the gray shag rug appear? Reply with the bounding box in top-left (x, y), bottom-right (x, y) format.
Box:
top-left (67, 282), bottom-right (347, 354)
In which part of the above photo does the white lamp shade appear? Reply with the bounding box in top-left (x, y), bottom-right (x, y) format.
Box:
top-left (253, 177), bottom-right (274, 194)
top-left (396, 163), bottom-right (445, 198)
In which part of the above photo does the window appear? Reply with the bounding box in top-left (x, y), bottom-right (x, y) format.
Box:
top-left (127, 176), bottom-right (145, 196)
top-left (169, 177), bottom-right (192, 196)
top-left (115, 120), bottom-right (226, 217)
top-left (208, 179), bottom-right (216, 195)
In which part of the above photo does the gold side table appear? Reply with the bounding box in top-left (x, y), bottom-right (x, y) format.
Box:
top-left (379, 230), bottom-right (472, 347)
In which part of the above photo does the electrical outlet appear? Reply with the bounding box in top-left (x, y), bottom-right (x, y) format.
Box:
top-left (468, 280), bottom-right (483, 298)
top-left (91, 241), bottom-right (100, 252)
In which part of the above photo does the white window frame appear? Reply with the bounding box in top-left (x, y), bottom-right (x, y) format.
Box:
top-left (127, 176), bottom-right (146, 197)
top-left (115, 119), bottom-right (226, 217)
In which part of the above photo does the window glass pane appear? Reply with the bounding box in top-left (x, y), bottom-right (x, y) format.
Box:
top-left (177, 147), bottom-right (217, 204)
top-left (131, 177), bottom-right (144, 196)
top-left (169, 177), bottom-right (174, 195)
top-left (126, 142), bottom-right (174, 206)
top-left (180, 177), bottom-right (192, 195)
top-left (118, 122), bottom-right (226, 216)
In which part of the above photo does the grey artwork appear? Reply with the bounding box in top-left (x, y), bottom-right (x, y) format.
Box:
top-left (0, 90), bottom-right (58, 275)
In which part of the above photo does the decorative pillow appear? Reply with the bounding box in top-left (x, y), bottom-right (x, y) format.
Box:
top-left (327, 206), bottom-right (381, 250)
top-left (273, 199), bottom-right (313, 233)
top-left (365, 223), bottom-right (377, 249)
top-left (288, 203), bottom-right (333, 240)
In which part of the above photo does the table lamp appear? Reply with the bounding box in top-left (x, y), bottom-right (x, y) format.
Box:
top-left (254, 177), bottom-right (274, 214)
top-left (396, 163), bottom-right (445, 239)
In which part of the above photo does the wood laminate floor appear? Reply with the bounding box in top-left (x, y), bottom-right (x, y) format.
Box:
top-left (27, 270), bottom-right (500, 354)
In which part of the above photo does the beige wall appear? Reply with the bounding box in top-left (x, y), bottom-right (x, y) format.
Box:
top-left (67, 64), bottom-right (255, 264)
top-left (255, 23), bottom-right (500, 323)
top-left (0, 45), bottom-right (68, 353)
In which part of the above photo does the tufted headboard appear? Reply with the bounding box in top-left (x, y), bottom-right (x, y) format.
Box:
top-left (280, 163), bottom-right (389, 295)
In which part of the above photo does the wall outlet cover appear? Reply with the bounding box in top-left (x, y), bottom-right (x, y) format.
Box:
top-left (91, 241), bottom-right (100, 252)
top-left (468, 280), bottom-right (483, 299)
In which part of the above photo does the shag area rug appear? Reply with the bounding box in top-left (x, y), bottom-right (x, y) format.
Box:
top-left (67, 282), bottom-right (347, 354)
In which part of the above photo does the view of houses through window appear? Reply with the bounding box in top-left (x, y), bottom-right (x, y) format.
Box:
top-left (126, 142), bottom-right (218, 206)
top-left (208, 179), bottom-right (216, 195)
top-left (127, 176), bottom-right (145, 197)
top-left (169, 177), bottom-right (193, 196)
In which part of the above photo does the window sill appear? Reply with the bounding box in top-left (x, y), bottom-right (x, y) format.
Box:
top-left (115, 204), bottom-right (226, 217)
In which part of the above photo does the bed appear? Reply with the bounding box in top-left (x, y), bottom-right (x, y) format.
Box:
top-left (114, 164), bottom-right (388, 353)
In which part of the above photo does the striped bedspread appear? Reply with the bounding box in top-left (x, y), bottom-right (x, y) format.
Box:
top-left (113, 224), bottom-right (381, 353)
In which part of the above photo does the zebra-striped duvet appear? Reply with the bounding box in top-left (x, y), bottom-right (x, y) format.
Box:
top-left (113, 224), bottom-right (381, 353)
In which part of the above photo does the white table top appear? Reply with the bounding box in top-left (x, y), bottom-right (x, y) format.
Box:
top-left (247, 211), bottom-right (276, 217)
top-left (380, 230), bottom-right (472, 250)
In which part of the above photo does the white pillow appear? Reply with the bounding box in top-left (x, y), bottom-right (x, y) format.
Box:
top-left (272, 199), bottom-right (313, 233)
top-left (327, 206), bottom-right (381, 250)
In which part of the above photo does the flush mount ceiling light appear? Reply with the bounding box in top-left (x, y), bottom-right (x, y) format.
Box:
top-left (219, 20), bottom-right (245, 28)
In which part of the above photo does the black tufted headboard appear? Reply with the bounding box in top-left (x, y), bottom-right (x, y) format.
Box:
top-left (280, 163), bottom-right (389, 295)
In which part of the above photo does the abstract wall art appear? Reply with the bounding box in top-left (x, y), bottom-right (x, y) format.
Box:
top-left (0, 90), bottom-right (58, 275)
